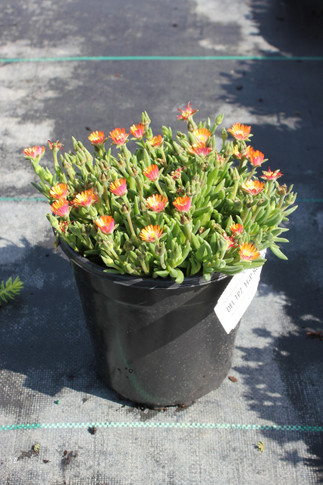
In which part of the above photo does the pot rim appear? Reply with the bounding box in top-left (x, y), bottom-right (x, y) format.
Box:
top-left (59, 238), bottom-right (229, 289)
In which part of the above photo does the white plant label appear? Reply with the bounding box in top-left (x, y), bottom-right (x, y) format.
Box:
top-left (214, 253), bottom-right (266, 334)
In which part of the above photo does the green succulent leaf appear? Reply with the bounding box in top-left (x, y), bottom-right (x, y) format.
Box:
top-left (25, 108), bottom-right (297, 282)
top-left (282, 205), bottom-right (298, 217)
top-left (153, 270), bottom-right (170, 278)
top-left (269, 244), bottom-right (288, 260)
top-left (189, 257), bottom-right (202, 276)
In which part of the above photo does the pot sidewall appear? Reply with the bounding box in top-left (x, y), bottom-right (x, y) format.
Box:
top-left (60, 240), bottom-right (241, 407)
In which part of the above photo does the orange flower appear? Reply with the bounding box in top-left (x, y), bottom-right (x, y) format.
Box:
top-left (248, 147), bottom-right (265, 167)
top-left (239, 243), bottom-right (260, 261)
top-left (261, 167), bottom-right (283, 180)
top-left (94, 215), bottom-right (115, 234)
top-left (109, 178), bottom-right (127, 196)
top-left (49, 183), bottom-right (68, 199)
top-left (143, 164), bottom-right (159, 181)
top-left (193, 128), bottom-right (211, 145)
top-left (231, 223), bottom-right (244, 235)
top-left (149, 134), bottom-right (163, 147)
top-left (88, 131), bottom-right (105, 145)
top-left (241, 180), bottom-right (265, 195)
top-left (190, 146), bottom-right (212, 157)
top-left (177, 102), bottom-right (199, 120)
top-left (130, 123), bottom-right (145, 139)
top-left (72, 189), bottom-right (98, 207)
top-left (109, 128), bottom-right (129, 145)
top-left (23, 146), bottom-right (45, 159)
top-left (146, 194), bottom-right (168, 212)
top-left (173, 195), bottom-right (191, 212)
top-left (227, 123), bottom-right (251, 140)
top-left (139, 225), bottom-right (163, 242)
top-left (51, 198), bottom-right (69, 217)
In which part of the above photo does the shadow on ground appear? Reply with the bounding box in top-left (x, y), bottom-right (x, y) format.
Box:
top-left (0, 239), bottom-right (131, 408)
top-left (221, 0), bottom-right (323, 479)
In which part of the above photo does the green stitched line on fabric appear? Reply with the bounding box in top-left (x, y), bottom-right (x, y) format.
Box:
top-left (0, 421), bottom-right (322, 432)
top-left (0, 197), bottom-right (47, 202)
top-left (0, 55), bottom-right (323, 63)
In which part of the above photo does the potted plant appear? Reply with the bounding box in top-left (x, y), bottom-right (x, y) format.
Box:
top-left (24, 104), bottom-right (297, 407)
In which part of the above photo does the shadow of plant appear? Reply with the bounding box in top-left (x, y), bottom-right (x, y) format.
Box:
top-left (0, 238), bottom-right (127, 408)
top-left (233, 261), bottom-right (323, 481)
top-left (217, 1), bottom-right (323, 478)
top-left (250, 0), bottom-right (323, 56)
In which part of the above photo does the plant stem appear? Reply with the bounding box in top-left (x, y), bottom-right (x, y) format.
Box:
top-left (241, 210), bottom-right (248, 224)
top-left (159, 248), bottom-right (166, 269)
top-left (231, 179), bottom-right (239, 200)
top-left (251, 205), bottom-right (262, 223)
top-left (140, 258), bottom-right (150, 275)
top-left (135, 176), bottom-right (143, 199)
top-left (103, 186), bottom-right (111, 212)
top-left (125, 211), bottom-right (139, 242)
top-left (246, 167), bottom-right (255, 182)
top-left (183, 222), bottom-right (192, 242)
top-left (155, 180), bottom-right (164, 195)
top-left (278, 195), bottom-right (286, 209)
top-left (109, 247), bottom-right (119, 261)
top-left (53, 151), bottom-right (59, 171)
top-left (160, 147), bottom-right (167, 164)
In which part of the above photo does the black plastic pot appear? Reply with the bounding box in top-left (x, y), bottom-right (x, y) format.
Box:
top-left (60, 240), bottom-right (240, 407)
